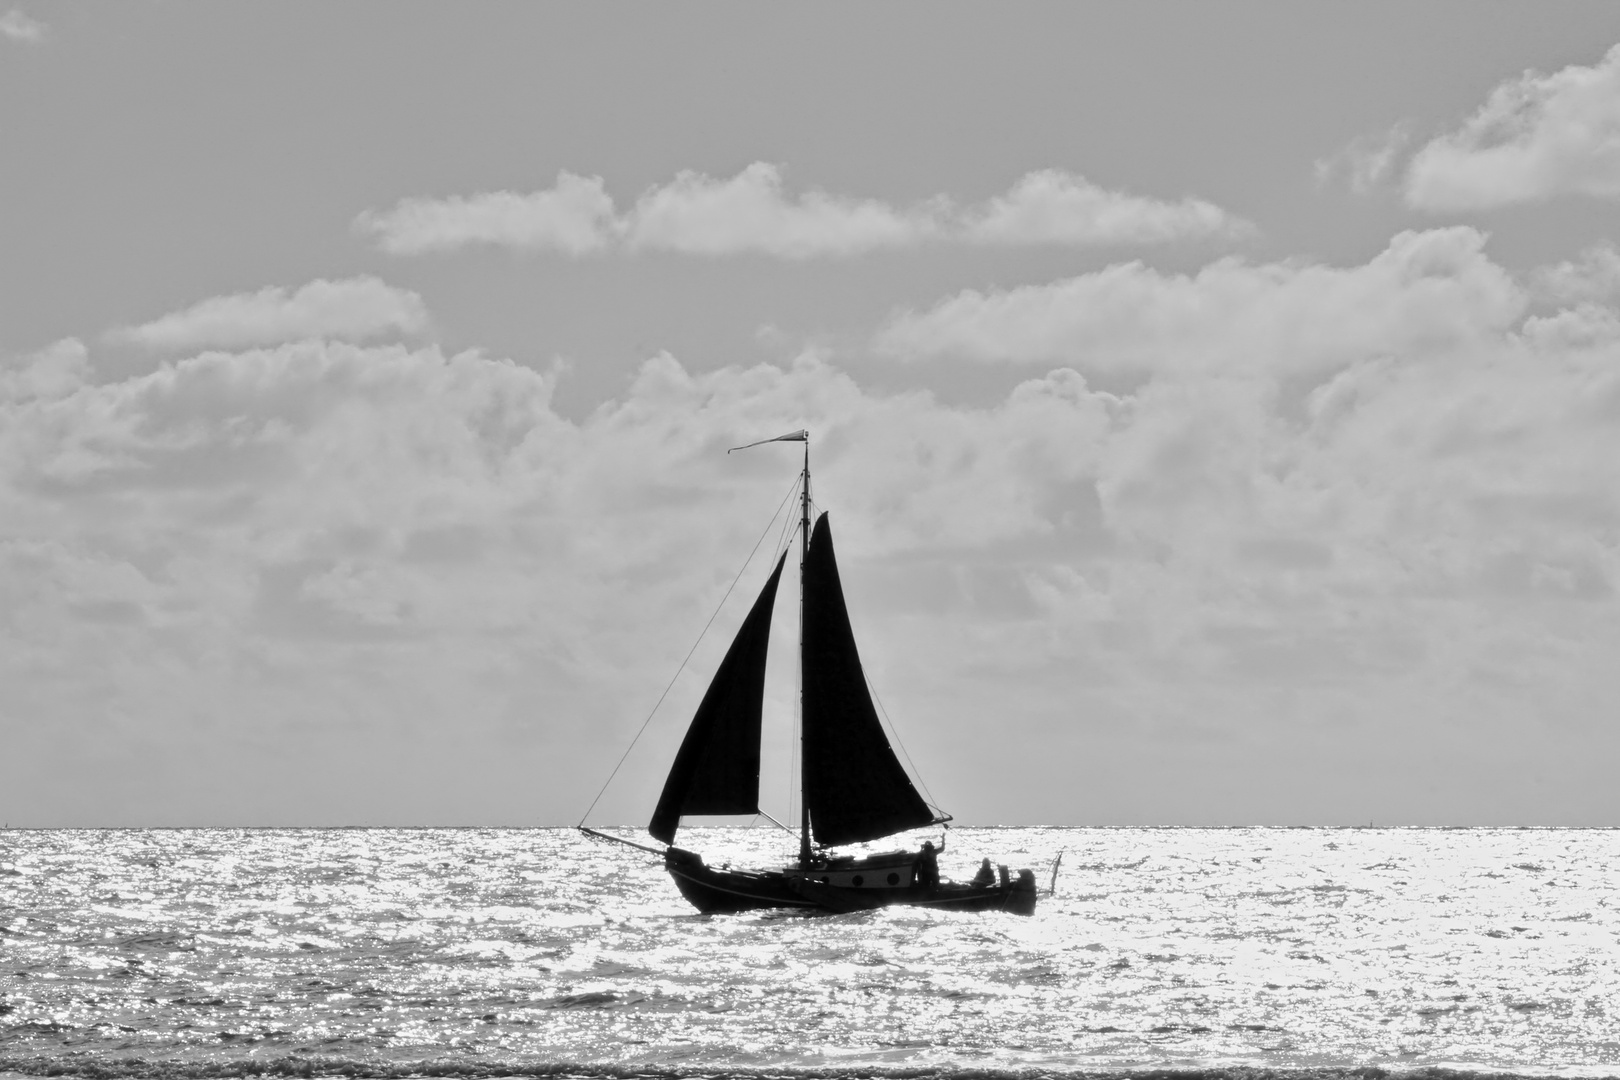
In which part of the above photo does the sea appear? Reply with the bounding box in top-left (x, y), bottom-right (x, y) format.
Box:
top-left (2, 826), bottom-right (1617, 1080)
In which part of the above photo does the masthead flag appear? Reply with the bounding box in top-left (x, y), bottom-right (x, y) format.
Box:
top-left (728, 429), bottom-right (809, 453)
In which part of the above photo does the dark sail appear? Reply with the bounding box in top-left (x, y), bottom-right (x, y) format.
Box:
top-left (649, 551), bottom-right (788, 844)
top-left (802, 513), bottom-right (935, 847)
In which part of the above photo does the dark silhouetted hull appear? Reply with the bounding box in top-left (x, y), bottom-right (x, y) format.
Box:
top-left (664, 848), bottom-right (815, 913)
top-left (664, 847), bottom-right (1037, 916)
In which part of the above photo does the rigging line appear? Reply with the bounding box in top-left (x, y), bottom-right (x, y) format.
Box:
top-left (576, 473), bottom-right (803, 828)
top-left (774, 480), bottom-right (802, 563)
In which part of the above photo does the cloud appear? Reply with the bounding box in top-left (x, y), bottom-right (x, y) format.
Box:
top-left (1315, 124), bottom-right (1413, 195)
top-left (354, 172), bottom-right (617, 256)
top-left (0, 339), bottom-right (90, 401)
top-left (0, 337), bottom-right (1123, 824)
top-left (108, 277), bottom-right (431, 351)
top-left (876, 227), bottom-right (1523, 373)
top-left (1531, 243), bottom-right (1620, 307)
top-left (622, 163), bottom-right (936, 257)
top-left (1406, 42), bottom-right (1620, 210)
top-left (356, 165), bottom-right (1249, 258)
top-left (962, 169), bottom-right (1247, 246)
top-left (0, 7), bottom-right (45, 43)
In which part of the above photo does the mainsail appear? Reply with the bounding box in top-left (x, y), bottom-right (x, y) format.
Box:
top-left (648, 551), bottom-right (788, 844)
top-left (801, 513), bottom-right (936, 847)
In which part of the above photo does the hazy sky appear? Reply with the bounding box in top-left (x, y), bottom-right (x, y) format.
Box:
top-left (6, 3), bottom-right (1620, 827)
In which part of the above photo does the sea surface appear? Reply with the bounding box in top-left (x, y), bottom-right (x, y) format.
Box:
top-left (2, 827), bottom-right (1618, 1080)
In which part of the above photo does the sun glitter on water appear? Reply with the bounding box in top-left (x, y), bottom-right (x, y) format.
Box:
top-left (2, 826), bottom-right (1618, 1077)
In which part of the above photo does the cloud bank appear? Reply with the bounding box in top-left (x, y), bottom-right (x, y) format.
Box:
top-left (6, 233), bottom-right (1620, 825)
top-left (108, 277), bottom-right (431, 351)
top-left (356, 164), bottom-right (1249, 258)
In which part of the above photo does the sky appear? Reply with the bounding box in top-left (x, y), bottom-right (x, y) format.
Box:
top-left (5, 3), bottom-right (1620, 828)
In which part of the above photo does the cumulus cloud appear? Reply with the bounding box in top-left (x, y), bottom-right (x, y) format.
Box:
top-left (962, 169), bottom-right (1246, 245)
top-left (354, 172), bottom-right (617, 256)
top-left (622, 163), bottom-right (936, 257)
top-left (876, 227), bottom-right (1523, 373)
top-left (0, 7), bottom-right (45, 43)
top-left (356, 164), bottom-right (1249, 258)
top-left (0, 338), bottom-right (1125, 823)
top-left (1406, 43), bottom-right (1620, 210)
top-left (108, 276), bottom-right (431, 351)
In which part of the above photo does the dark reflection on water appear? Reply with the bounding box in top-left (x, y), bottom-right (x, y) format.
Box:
top-left (1, 827), bottom-right (1616, 1075)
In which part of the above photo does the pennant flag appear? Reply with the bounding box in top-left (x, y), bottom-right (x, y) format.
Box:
top-left (728, 429), bottom-right (809, 453)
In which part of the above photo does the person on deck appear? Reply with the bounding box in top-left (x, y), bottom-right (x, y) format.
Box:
top-left (917, 841), bottom-right (940, 889)
top-left (973, 857), bottom-right (995, 887)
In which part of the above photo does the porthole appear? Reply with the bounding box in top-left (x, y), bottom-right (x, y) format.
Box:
top-left (887, 872), bottom-right (900, 885)
top-left (852, 874), bottom-right (864, 886)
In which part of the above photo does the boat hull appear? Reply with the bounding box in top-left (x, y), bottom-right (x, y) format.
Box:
top-left (664, 847), bottom-right (1037, 916)
top-left (664, 848), bottom-right (818, 913)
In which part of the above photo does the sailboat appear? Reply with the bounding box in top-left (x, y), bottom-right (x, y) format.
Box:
top-left (583, 430), bottom-right (1038, 916)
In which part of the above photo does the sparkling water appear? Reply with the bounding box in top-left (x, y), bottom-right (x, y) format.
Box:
top-left (2, 826), bottom-right (1617, 1078)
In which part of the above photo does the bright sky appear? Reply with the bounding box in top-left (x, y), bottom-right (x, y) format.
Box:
top-left (5, 3), bottom-right (1620, 827)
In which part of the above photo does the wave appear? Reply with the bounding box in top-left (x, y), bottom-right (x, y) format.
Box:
top-left (0, 1056), bottom-right (1603, 1080)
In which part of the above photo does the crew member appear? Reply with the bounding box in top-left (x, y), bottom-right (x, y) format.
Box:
top-left (917, 841), bottom-right (940, 889)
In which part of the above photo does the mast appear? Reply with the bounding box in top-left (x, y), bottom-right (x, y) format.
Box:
top-left (798, 433), bottom-right (812, 868)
